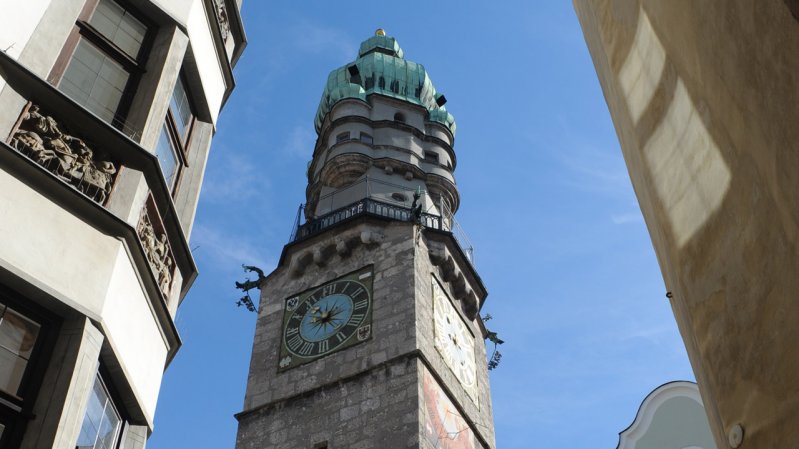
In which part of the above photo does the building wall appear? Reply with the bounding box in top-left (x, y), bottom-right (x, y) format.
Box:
top-left (573, 1), bottom-right (799, 447)
top-left (0, 0), bottom-right (245, 446)
top-left (237, 219), bottom-right (494, 448)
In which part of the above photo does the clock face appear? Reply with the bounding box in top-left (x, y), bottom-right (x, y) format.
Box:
top-left (279, 266), bottom-right (373, 370)
top-left (432, 277), bottom-right (477, 402)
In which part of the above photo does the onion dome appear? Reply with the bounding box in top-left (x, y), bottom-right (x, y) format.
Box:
top-left (314, 30), bottom-right (456, 136)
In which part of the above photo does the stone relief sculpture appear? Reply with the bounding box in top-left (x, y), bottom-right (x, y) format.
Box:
top-left (10, 104), bottom-right (118, 204)
top-left (212, 0), bottom-right (231, 41)
top-left (137, 209), bottom-right (175, 298)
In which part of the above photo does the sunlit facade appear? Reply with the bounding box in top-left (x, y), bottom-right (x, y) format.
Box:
top-left (0, 0), bottom-right (245, 447)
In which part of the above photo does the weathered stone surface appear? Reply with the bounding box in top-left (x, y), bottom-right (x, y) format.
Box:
top-left (236, 219), bottom-right (494, 448)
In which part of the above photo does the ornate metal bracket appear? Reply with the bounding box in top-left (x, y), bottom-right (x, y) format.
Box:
top-left (235, 265), bottom-right (265, 312)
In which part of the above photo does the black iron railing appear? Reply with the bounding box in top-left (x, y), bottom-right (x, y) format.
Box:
top-left (292, 197), bottom-right (441, 241)
top-left (289, 197), bottom-right (476, 266)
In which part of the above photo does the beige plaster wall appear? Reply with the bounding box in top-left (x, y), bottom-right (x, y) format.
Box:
top-left (0, 167), bottom-right (170, 425)
top-left (573, 1), bottom-right (799, 447)
top-left (101, 245), bottom-right (169, 425)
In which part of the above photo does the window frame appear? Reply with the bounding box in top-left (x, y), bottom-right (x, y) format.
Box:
top-left (0, 288), bottom-right (58, 449)
top-left (75, 372), bottom-right (125, 449)
top-left (335, 131), bottom-right (351, 144)
top-left (157, 71), bottom-right (197, 195)
top-left (424, 150), bottom-right (440, 165)
top-left (48, 0), bottom-right (156, 133)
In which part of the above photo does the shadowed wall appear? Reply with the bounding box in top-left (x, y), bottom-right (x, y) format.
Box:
top-left (574, 1), bottom-right (799, 448)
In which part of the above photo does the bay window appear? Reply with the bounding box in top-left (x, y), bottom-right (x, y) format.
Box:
top-left (156, 73), bottom-right (195, 192)
top-left (53, 0), bottom-right (151, 132)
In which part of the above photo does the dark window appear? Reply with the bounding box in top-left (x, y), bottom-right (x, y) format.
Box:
top-left (52, 0), bottom-right (152, 133)
top-left (391, 192), bottom-right (408, 202)
top-left (156, 72), bottom-right (196, 192)
top-left (424, 151), bottom-right (440, 164)
top-left (0, 305), bottom-right (40, 398)
top-left (394, 112), bottom-right (405, 123)
top-left (0, 294), bottom-right (55, 449)
top-left (75, 375), bottom-right (122, 449)
top-left (336, 132), bottom-right (350, 144)
top-left (155, 123), bottom-right (179, 189)
top-left (169, 75), bottom-right (194, 144)
top-left (359, 132), bottom-right (373, 145)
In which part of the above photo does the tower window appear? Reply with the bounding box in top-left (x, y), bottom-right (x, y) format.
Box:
top-left (424, 151), bottom-right (439, 164)
top-left (394, 112), bottom-right (405, 123)
top-left (360, 132), bottom-right (373, 144)
top-left (336, 132), bottom-right (351, 143)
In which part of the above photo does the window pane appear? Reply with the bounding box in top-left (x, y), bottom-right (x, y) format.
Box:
top-left (89, 0), bottom-right (147, 58)
top-left (97, 401), bottom-right (121, 449)
top-left (0, 307), bottom-right (40, 358)
top-left (170, 76), bottom-right (192, 142)
top-left (76, 375), bottom-right (121, 449)
top-left (0, 346), bottom-right (27, 395)
top-left (59, 40), bottom-right (130, 125)
top-left (156, 124), bottom-right (179, 188)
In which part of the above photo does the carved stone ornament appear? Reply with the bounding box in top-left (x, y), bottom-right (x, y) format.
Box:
top-left (10, 104), bottom-right (118, 204)
top-left (137, 208), bottom-right (175, 298)
top-left (212, 0), bottom-right (231, 41)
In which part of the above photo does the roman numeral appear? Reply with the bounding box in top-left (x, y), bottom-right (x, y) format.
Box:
top-left (340, 282), bottom-right (351, 295)
top-left (353, 299), bottom-right (368, 310)
top-left (318, 340), bottom-right (329, 353)
top-left (322, 284), bottom-right (336, 297)
top-left (298, 342), bottom-right (314, 356)
top-left (287, 335), bottom-right (302, 351)
top-left (350, 287), bottom-right (365, 298)
top-left (286, 327), bottom-right (299, 336)
top-left (347, 313), bottom-right (365, 327)
top-left (335, 332), bottom-right (347, 343)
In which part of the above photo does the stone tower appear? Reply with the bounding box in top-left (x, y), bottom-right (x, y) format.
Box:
top-left (235, 30), bottom-right (495, 449)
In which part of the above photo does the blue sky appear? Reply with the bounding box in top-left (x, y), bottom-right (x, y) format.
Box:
top-left (148, 2), bottom-right (694, 448)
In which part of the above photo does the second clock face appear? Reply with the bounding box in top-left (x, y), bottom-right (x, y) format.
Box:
top-left (279, 266), bottom-right (373, 370)
top-left (433, 277), bottom-right (478, 403)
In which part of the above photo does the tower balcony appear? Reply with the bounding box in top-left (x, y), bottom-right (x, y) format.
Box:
top-left (288, 176), bottom-right (475, 266)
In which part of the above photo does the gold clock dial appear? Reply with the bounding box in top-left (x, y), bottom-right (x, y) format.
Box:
top-left (432, 277), bottom-right (477, 402)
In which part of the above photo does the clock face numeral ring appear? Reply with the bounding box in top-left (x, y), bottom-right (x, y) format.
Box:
top-left (282, 275), bottom-right (372, 363)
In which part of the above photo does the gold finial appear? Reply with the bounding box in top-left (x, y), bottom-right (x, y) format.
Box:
top-left (375, 28), bottom-right (386, 36)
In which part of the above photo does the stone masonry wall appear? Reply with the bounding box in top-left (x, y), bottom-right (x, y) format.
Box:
top-left (236, 217), bottom-right (494, 448)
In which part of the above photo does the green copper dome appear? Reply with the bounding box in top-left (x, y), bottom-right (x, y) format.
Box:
top-left (314, 33), bottom-right (456, 136)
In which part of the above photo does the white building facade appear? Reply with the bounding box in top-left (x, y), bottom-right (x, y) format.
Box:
top-left (0, 1), bottom-right (245, 447)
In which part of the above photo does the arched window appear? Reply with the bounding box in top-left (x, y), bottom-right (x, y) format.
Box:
top-left (394, 112), bottom-right (405, 123)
